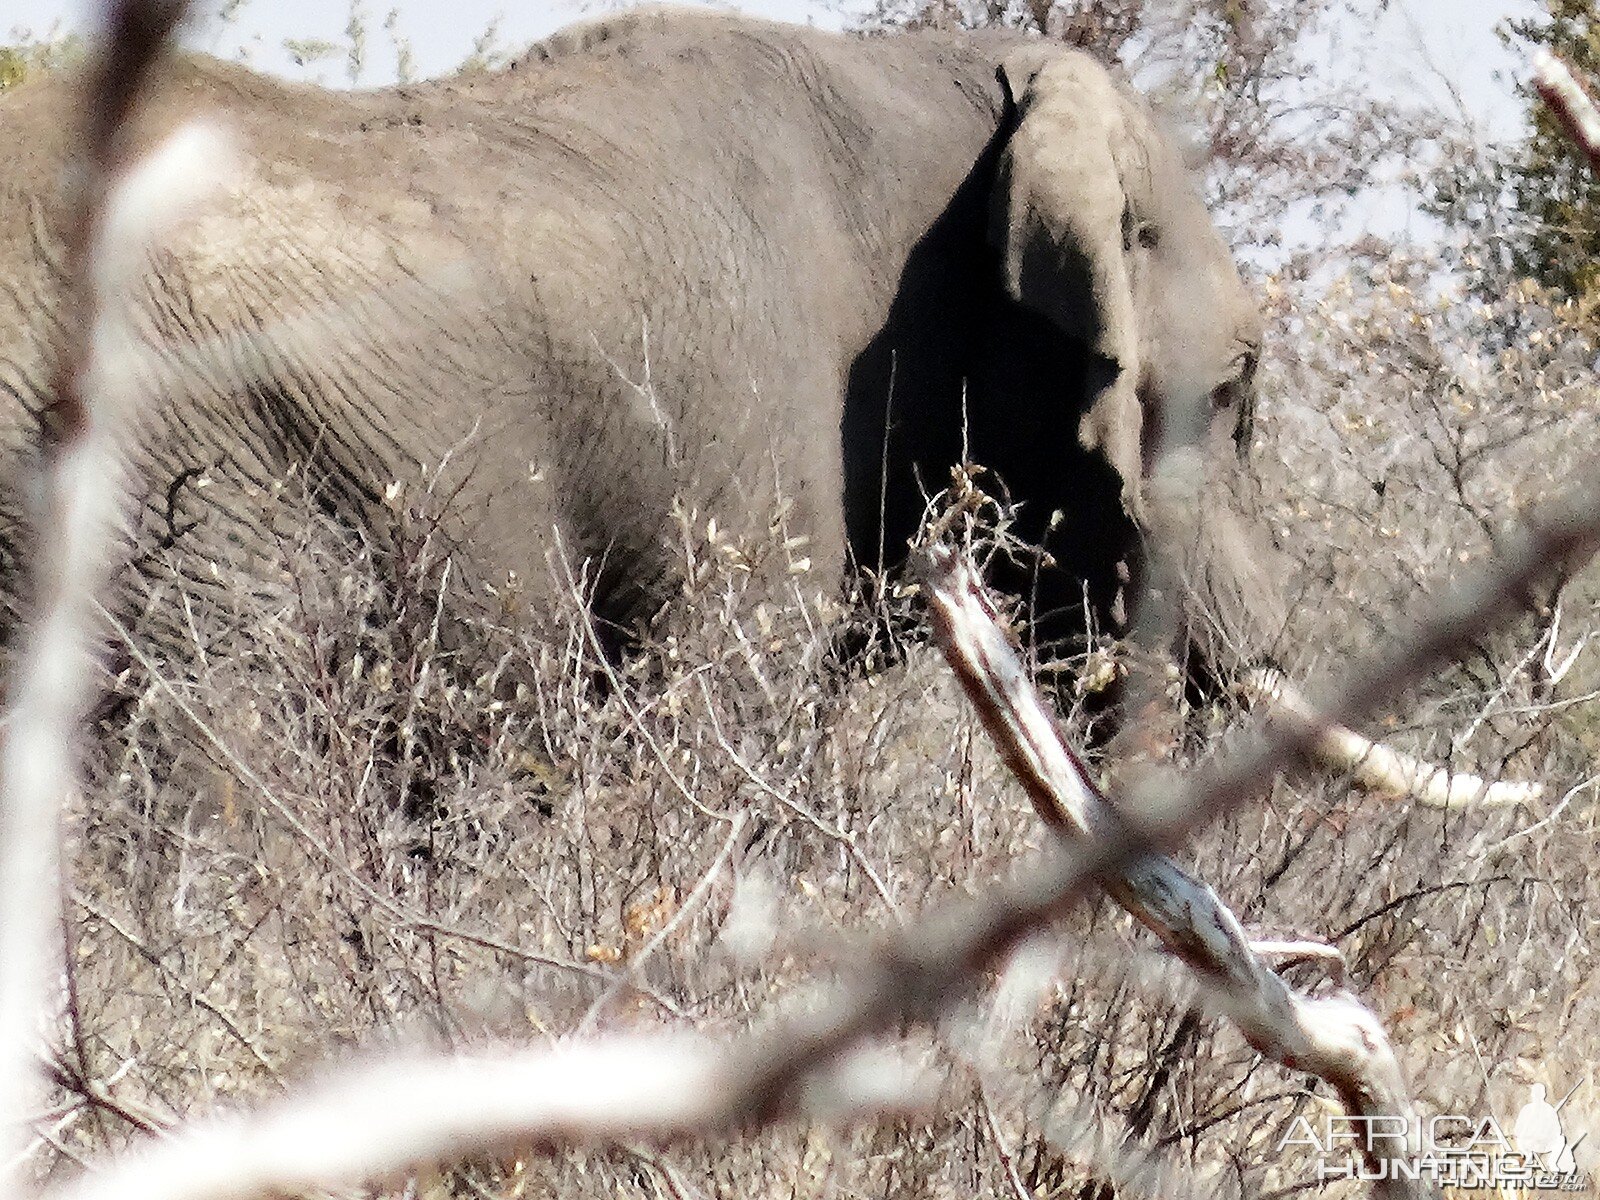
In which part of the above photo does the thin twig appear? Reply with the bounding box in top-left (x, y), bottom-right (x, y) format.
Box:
top-left (97, 605), bottom-right (663, 1003)
top-left (624, 1146), bottom-right (707, 1200)
top-left (693, 674), bottom-right (902, 918)
top-left (576, 811), bottom-right (751, 1033)
top-left (977, 1086), bottom-right (1031, 1200)
top-left (69, 892), bottom-right (280, 1079)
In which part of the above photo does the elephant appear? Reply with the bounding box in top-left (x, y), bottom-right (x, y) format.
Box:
top-left (0, 6), bottom-right (1277, 703)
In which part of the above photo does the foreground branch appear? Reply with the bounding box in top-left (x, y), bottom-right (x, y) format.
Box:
top-left (1535, 52), bottom-right (1600, 173)
top-left (921, 547), bottom-right (1419, 1193)
top-left (48, 1038), bottom-right (901, 1200)
top-left (0, 0), bottom-right (206, 1180)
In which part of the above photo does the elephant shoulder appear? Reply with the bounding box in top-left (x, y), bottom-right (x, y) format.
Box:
top-left (511, 6), bottom-right (764, 70)
top-left (0, 69), bottom-right (76, 201)
top-left (0, 52), bottom-right (353, 189)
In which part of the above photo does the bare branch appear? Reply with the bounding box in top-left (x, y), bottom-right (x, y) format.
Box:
top-left (1188, 487), bottom-right (1600, 827)
top-left (38, 826), bottom-right (1170, 1200)
top-left (43, 0), bottom-right (191, 446)
top-left (0, 1), bottom-right (212, 1178)
top-left (1534, 51), bottom-right (1600, 174)
top-left (36, 1030), bottom-right (930, 1200)
top-left (920, 547), bottom-right (1419, 1192)
top-left (46, 1039), bottom-right (747, 1200)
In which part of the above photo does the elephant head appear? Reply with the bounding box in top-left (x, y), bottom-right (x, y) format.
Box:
top-left (967, 46), bottom-right (1282, 681)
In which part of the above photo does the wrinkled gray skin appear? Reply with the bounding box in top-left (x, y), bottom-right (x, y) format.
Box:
top-left (0, 7), bottom-right (1278, 684)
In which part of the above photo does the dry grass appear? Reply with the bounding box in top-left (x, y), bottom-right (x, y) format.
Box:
top-left (11, 13), bottom-right (1599, 1197)
top-left (33, 435), bottom-right (1595, 1197)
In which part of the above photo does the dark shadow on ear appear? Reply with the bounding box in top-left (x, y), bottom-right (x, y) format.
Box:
top-left (966, 307), bottom-right (1135, 655)
top-left (841, 117), bottom-right (1140, 663)
top-left (840, 122), bottom-right (1000, 587)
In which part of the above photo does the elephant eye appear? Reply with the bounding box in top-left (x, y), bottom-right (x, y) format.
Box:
top-left (1212, 350), bottom-right (1257, 412)
top-left (1233, 347), bottom-right (1259, 384)
top-left (1120, 209), bottom-right (1159, 252)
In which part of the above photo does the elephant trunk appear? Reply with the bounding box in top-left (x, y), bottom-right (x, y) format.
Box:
top-left (1096, 443), bottom-right (1286, 788)
top-left (1139, 443), bottom-right (1288, 694)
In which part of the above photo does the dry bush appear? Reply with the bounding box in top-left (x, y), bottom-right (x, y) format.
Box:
top-left (12, 8), bottom-right (1600, 1199)
top-left (43, 426), bottom-right (1593, 1197)
top-left (21, 470), bottom-right (1354, 1197)
top-left (29, 165), bottom-right (1600, 1188)
top-left (1222, 255), bottom-right (1600, 1157)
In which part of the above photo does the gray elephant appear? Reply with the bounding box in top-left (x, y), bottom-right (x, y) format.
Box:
top-left (0, 7), bottom-right (1275, 692)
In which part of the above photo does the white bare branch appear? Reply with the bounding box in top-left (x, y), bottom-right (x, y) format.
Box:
top-left (1535, 51), bottom-right (1600, 169)
top-left (920, 547), bottom-right (1421, 1194)
top-left (0, 88), bottom-right (227, 1200)
top-left (27, 1032), bottom-right (964, 1200)
top-left (44, 1039), bottom-right (743, 1200)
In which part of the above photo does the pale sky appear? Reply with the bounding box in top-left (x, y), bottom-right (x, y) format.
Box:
top-left (4, 0), bottom-right (1541, 141)
top-left (1376, 0), bottom-right (1539, 141)
top-left (8, 0), bottom-right (850, 80)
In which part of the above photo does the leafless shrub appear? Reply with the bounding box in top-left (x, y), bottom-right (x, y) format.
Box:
top-left (6, 8), bottom-right (1600, 1200)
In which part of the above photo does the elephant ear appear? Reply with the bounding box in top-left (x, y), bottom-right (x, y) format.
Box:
top-left (991, 48), bottom-right (1149, 519)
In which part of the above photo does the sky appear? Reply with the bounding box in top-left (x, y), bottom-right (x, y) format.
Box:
top-left (3, 0), bottom-right (1543, 140)
top-left (1373, 0), bottom-right (1540, 141)
top-left (8, 0), bottom-right (848, 80)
